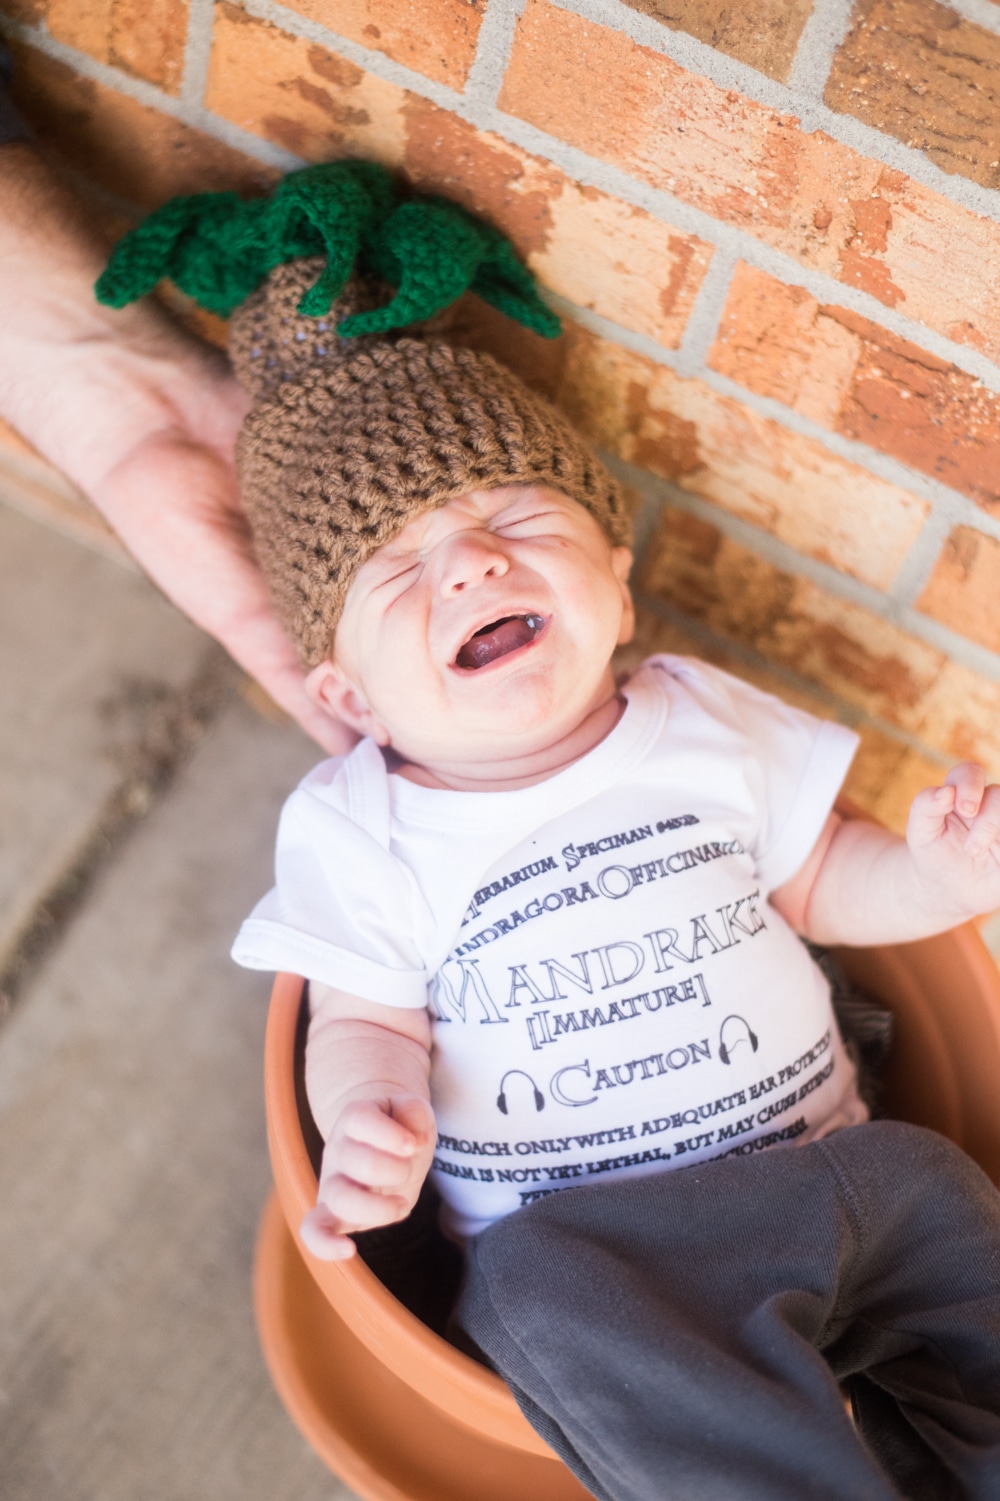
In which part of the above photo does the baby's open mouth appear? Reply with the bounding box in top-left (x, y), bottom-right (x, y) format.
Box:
top-left (455, 613), bottom-right (545, 670)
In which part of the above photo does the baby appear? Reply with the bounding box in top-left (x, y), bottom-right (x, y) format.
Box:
top-left (99, 162), bottom-right (1000, 1495)
top-left (237, 473), bottom-right (998, 1251)
top-left (208, 229), bottom-right (1000, 1494)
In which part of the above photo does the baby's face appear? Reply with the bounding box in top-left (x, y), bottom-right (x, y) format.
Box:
top-left (319, 486), bottom-right (634, 770)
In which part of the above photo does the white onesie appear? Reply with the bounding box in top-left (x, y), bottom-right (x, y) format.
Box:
top-left (234, 656), bottom-right (867, 1238)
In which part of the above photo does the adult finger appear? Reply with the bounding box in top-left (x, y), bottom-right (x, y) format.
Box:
top-left (95, 434), bottom-right (357, 753)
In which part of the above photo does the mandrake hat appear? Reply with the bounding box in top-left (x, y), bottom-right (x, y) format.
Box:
top-left (97, 161), bottom-right (631, 668)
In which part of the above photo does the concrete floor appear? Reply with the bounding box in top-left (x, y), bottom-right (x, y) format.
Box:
top-left (0, 487), bottom-right (361, 1501)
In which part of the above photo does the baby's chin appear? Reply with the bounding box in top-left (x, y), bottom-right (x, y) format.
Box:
top-left (385, 676), bottom-right (622, 782)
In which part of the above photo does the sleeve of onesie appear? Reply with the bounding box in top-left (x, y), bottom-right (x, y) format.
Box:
top-left (231, 766), bottom-right (430, 1009)
top-left (669, 658), bottom-right (859, 894)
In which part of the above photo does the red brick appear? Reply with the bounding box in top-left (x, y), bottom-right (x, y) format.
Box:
top-left (633, 510), bottom-right (996, 780)
top-left (403, 101), bottom-right (712, 349)
top-left (619, 0), bottom-right (812, 81)
top-left (408, 311), bottom-right (924, 595)
top-left (8, 41), bottom-right (275, 206)
top-left (626, 603), bottom-right (942, 833)
top-left (916, 663), bottom-right (1000, 778)
top-left (628, 600), bottom-right (993, 822)
top-left (42, 0), bottom-right (189, 94)
top-left (429, 290), bottom-right (572, 400)
top-left (710, 264), bottom-right (1000, 513)
top-left (841, 731), bottom-right (945, 833)
top-left (826, 0), bottom-right (1000, 192)
top-left (205, 2), bottom-right (409, 165)
top-left (548, 326), bottom-right (927, 588)
top-left (499, 0), bottom-right (1000, 362)
top-left (278, 0), bottom-right (483, 90)
top-left (205, 24), bottom-right (712, 350)
top-left (637, 506), bottom-right (946, 726)
top-left (917, 528), bottom-right (1000, 652)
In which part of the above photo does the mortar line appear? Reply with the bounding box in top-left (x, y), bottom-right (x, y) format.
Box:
top-left (536, 0), bottom-right (1000, 218)
top-left (462, 0), bottom-right (527, 110)
top-left (240, 0), bottom-right (460, 106)
top-left (608, 460), bottom-right (904, 619)
top-left (472, 112), bottom-right (1000, 395)
top-left (697, 366), bottom-right (1000, 535)
top-left (545, 288), bottom-right (1000, 535)
top-left (10, 4), bottom-right (991, 550)
top-left (672, 244), bottom-right (740, 378)
top-left (0, 16), bottom-right (304, 171)
top-left (180, 0), bottom-right (217, 109)
top-left (8, 13), bottom-right (1000, 547)
top-left (897, 604), bottom-right (1000, 679)
top-left (622, 487), bottom-right (662, 567)
top-left (238, 0), bottom-right (1000, 228)
top-left (11, 6), bottom-right (1000, 554)
top-left (886, 510), bottom-right (962, 609)
top-left (631, 590), bottom-right (956, 764)
top-left (7, 9), bottom-right (1000, 396)
top-left (611, 459), bottom-right (1000, 682)
top-left (786, 0), bottom-right (856, 94)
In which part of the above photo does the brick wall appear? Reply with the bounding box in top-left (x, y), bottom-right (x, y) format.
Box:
top-left (4, 0), bottom-right (1000, 833)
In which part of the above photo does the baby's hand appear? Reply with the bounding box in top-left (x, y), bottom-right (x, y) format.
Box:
top-left (299, 1093), bottom-right (436, 1262)
top-left (906, 763), bottom-right (1000, 920)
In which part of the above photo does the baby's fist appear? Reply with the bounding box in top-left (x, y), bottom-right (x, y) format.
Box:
top-left (906, 762), bottom-right (1000, 919)
top-left (300, 1094), bottom-right (436, 1262)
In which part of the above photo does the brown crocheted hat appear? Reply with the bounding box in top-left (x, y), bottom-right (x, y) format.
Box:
top-left (97, 162), bottom-right (631, 668)
top-left (229, 260), bottom-right (631, 667)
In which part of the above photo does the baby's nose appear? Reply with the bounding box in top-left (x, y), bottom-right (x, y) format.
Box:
top-left (439, 533), bottom-right (510, 594)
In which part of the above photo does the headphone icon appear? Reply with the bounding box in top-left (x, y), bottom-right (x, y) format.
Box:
top-left (496, 1069), bottom-right (546, 1115)
top-left (718, 1015), bottom-right (759, 1066)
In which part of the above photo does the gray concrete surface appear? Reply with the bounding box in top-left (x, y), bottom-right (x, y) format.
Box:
top-left (0, 502), bottom-right (213, 975)
top-left (0, 495), bottom-right (360, 1500)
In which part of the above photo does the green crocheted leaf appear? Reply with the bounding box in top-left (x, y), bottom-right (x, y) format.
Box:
top-left (95, 193), bottom-right (260, 314)
top-left (470, 234), bottom-right (561, 339)
top-left (95, 160), bottom-right (561, 339)
top-left (471, 269), bottom-right (561, 339)
top-left (96, 161), bottom-right (390, 317)
top-left (341, 200), bottom-right (486, 336)
top-left (273, 161), bottom-right (393, 315)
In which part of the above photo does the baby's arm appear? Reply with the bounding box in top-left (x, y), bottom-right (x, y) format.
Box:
top-left (300, 982), bottom-right (436, 1262)
top-left (772, 762), bottom-right (1000, 947)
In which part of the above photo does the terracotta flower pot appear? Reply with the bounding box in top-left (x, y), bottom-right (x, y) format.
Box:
top-left (255, 923), bottom-right (1000, 1500)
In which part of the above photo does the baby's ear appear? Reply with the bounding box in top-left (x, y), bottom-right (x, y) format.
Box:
top-left (304, 660), bottom-right (390, 744)
top-left (612, 547), bottom-right (636, 646)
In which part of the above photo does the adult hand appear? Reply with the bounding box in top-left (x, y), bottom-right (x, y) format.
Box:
top-left (0, 144), bottom-right (354, 754)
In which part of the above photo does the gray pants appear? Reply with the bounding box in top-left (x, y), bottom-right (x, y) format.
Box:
top-left (455, 1122), bottom-right (1000, 1500)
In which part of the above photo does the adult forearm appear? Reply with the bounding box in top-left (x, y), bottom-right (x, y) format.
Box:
top-left (0, 144), bottom-right (230, 490)
top-left (0, 144), bottom-right (354, 750)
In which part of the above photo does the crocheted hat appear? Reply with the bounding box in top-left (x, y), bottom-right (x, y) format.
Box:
top-left (97, 162), bottom-right (631, 667)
